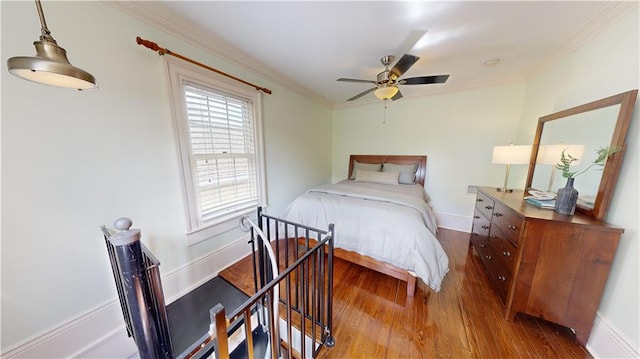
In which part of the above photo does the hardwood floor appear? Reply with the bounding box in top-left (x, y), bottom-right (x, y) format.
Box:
top-left (220, 228), bottom-right (593, 359)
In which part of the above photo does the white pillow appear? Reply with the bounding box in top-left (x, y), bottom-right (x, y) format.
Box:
top-left (355, 169), bottom-right (399, 185)
top-left (349, 161), bottom-right (382, 180)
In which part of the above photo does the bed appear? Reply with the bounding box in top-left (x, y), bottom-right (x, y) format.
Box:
top-left (281, 155), bottom-right (449, 296)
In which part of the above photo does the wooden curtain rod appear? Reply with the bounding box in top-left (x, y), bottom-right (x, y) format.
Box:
top-left (136, 36), bottom-right (272, 95)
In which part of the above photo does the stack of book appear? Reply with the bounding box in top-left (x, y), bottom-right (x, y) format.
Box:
top-left (525, 197), bottom-right (555, 209)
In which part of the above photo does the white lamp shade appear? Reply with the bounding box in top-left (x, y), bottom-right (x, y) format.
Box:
top-left (492, 145), bottom-right (532, 165)
top-left (537, 144), bottom-right (584, 165)
top-left (374, 86), bottom-right (398, 100)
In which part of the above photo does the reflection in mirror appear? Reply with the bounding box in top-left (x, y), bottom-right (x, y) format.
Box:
top-left (530, 105), bottom-right (619, 209)
top-left (535, 144), bottom-right (584, 192)
top-left (525, 89), bottom-right (638, 221)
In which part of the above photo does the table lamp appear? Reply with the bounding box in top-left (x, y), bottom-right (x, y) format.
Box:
top-left (492, 144), bottom-right (532, 192)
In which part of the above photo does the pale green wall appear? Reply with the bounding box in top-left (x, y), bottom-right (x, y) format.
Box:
top-left (0, 1), bottom-right (331, 349)
top-left (332, 84), bottom-right (527, 218)
top-left (517, 9), bottom-right (639, 347)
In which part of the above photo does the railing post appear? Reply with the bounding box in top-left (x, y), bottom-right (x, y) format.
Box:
top-left (325, 223), bottom-right (336, 348)
top-left (108, 218), bottom-right (171, 358)
top-left (257, 207), bottom-right (268, 289)
top-left (211, 304), bottom-right (230, 359)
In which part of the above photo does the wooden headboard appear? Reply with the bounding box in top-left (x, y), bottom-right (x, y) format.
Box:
top-left (348, 155), bottom-right (427, 186)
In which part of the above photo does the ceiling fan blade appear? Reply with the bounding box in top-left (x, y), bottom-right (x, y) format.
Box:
top-left (390, 54), bottom-right (420, 78)
top-left (347, 87), bottom-right (376, 101)
top-left (337, 78), bottom-right (376, 84)
top-left (399, 74), bottom-right (450, 85)
top-left (391, 89), bottom-right (403, 101)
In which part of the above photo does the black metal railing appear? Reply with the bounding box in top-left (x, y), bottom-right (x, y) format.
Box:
top-left (192, 208), bottom-right (335, 359)
top-left (261, 208), bottom-right (335, 354)
top-left (103, 209), bottom-right (334, 359)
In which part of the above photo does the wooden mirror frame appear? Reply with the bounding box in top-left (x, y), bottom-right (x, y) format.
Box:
top-left (525, 89), bottom-right (638, 221)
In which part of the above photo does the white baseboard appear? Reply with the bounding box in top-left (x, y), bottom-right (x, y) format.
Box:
top-left (1, 234), bottom-right (251, 358)
top-left (587, 313), bottom-right (639, 359)
top-left (0, 301), bottom-right (134, 359)
top-left (436, 212), bottom-right (472, 233)
top-left (74, 326), bottom-right (138, 359)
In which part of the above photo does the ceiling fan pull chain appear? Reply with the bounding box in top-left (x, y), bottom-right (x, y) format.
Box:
top-left (383, 101), bottom-right (388, 124)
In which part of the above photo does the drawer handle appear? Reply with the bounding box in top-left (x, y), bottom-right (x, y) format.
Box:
top-left (481, 225), bottom-right (489, 230)
top-left (502, 251), bottom-right (511, 257)
top-left (484, 255), bottom-right (492, 260)
top-left (508, 225), bottom-right (518, 230)
top-left (480, 244), bottom-right (486, 248)
top-left (489, 235), bottom-right (497, 240)
top-left (474, 215), bottom-right (480, 219)
top-left (494, 212), bottom-right (503, 217)
top-left (485, 205), bottom-right (493, 210)
top-left (476, 198), bottom-right (484, 202)
top-left (498, 275), bottom-right (506, 281)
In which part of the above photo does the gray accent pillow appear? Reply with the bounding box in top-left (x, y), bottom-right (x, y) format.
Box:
top-left (349, 160), bottom-right (382, 179)
top-left (383, 162), bottom-right (418, 184)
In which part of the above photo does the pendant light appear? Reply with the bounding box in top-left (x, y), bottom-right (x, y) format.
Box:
top-left (7, 0), bottom-right (96, 90)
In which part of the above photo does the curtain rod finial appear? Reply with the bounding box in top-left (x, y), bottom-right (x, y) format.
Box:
top-left (136, 36), bottom-right (159, 52)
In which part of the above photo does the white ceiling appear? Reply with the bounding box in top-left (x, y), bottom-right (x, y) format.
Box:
top-left (112, 1), bottom-right (636, 108)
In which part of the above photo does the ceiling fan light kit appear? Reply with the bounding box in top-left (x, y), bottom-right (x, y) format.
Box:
top-left (337, 53), bottom-right (449, 102)
top-left (374, 86), bottom-right (399, 100)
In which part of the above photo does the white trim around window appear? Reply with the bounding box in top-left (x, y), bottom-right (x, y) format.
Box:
top-left (165, 57), bottom-right (267, 245)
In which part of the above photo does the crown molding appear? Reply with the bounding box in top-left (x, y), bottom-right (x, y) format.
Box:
top-left (103, 1), bottom-right (333, 108)
top-left (524, 1), bottom-right (638, 80)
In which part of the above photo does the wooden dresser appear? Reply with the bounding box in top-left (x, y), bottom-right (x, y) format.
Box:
top-left (470, 186), bottom-right (623, 346)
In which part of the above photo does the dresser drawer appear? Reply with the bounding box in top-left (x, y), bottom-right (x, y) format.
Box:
top-left (485, 259), bottom-right (511, 304)
top-left (474, 237), bottom-right (496, 265)
top-left (491, 201), bottom-right (523, 245)
top-left (489, 225), bottom-right (517, 273)
top-left (472, 233), bottom-right (491, 258)
top-left (470, 209), bottom-right (490, 250)
top-left (474, 245), bottom-right (511, 303)
top-left (475, 191), bottom-right (495, 220)
top-left (472, 212), bottom-right (491, 237)
top-left (471, 232), bottom-right (490, 250)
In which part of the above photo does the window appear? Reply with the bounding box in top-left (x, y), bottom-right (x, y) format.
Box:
top-left (166, 58), bottom-right (266, 244)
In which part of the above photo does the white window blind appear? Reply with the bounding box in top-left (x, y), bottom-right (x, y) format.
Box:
top-left (183, 81), bottom-right (259, 223)
top-left (166, 58), bottom-right (265, 243)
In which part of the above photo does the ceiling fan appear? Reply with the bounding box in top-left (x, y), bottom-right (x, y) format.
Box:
top-left (337, 54), bottom-right (449, 102)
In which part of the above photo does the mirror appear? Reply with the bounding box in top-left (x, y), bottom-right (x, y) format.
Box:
top-left (525, 90), bottom-right (638, 221)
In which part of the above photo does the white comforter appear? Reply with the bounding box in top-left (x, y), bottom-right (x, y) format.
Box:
top-left (281, 180), bottom-right (449, 292)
